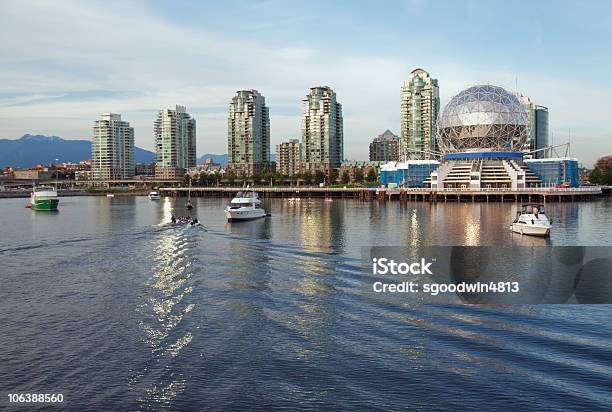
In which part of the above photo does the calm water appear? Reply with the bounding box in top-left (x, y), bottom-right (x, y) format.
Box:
top-left (1, 196), bottom-right (611, 410)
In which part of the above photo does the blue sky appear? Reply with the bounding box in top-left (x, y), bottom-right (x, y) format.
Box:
top-left (1, 0), bottom-right (610, 166)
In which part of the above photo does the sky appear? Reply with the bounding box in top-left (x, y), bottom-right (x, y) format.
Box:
top-left (0, 0), bottom-right (611, 166)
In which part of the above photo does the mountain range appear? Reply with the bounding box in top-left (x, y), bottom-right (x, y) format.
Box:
top-left (0, 134), bottom-right (155, 168)
top-left (1, 134), bottom-right (276, 169)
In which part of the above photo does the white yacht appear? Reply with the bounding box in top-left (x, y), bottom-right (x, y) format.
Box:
top-left (225, 191), bottom-right (266, 221)
top-left (148, 191), bottom-right (161, 200)
top-left (510, 204), bottom-right (552, 237)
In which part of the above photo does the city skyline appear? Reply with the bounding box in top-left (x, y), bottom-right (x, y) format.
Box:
top-left (0, 1), bottom-right (610, 166)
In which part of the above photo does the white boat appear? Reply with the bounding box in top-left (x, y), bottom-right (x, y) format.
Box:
top-left (510, 204), bottom-right (551, 237)
top-left (106, 193), bottom-right (115, 198)
top-left (225, 191), bottom-right (266, 221)
top-left (30, 186), bottom-right (59, 211)
top-left (148, 191), bottom-right (161, 200)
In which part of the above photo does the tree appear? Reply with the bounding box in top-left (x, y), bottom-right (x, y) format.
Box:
top-left (329, 170), bottom-right (338, 184)
top-left (589, 168), bottom-right (602, 184)
top-left (366, 168), bottom-right (377, 183)
top-left (227, 171), bottom-right (235, 185)
top-left (183, 174), bottom-right (192, 186)
top-left (303, 171), bottom-right (313, 185)
top-left (341, 170), bottom-right (350, 184)
top-left (589, 155), bottom-right (612, 185)
top-left (314, 170), bottom-right (326, 185)
top-left (354, 168), bottom-right (364, 183)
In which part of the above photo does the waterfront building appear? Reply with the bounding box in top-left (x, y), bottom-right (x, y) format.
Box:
top-left (276, 139), bottom-right (301, 176)
top-left (227, 90), bottom-right (271, 177)
top-left (400, 68), bottom-right (439, 160)
top-left (154, 105), bottom-right (196, 179)
top-left (524, 158), bottom-right (579, 187)
top-left (13, 169), bottom-right (52, 181)
top-left (381, 84), bottom-right (582, 189)
top-left (135, 163), bottom-right (155, 177)
top-left (379, 161), bottom-right (440, 188)
top-left (301, 86), bottom-right (343, 175)
top-left (92, 113), bottom-right (135, 180)
top-left (369, 130), bottom-right (399, 162)
top-left (339, 160), bottom-right (385, 183)
top-left (516, 93), bottom-right (550, 158)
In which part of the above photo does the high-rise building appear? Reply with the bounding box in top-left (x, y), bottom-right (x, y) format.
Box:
top-left (154, 105), bottom-right (196, 179)
top-left (400, 68), bottom-right (439, 160)
top-left (276, 139), bottom-right (301, 176)
top-left (516, 93), bottom-right (549, 158)
top-left (534, 105), bottom-right (549, 158)
top-left (227, 90), bottom-right (270, 176)
top-left (92, 113), bottom-right (134, 180)
top-left (301, 86), bottom-right (343, 175)
top-left (369, 129), bottom-right (399, 162)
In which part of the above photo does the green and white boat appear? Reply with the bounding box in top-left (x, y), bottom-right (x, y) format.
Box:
top-left (30, 186), bottom-right (59, 211)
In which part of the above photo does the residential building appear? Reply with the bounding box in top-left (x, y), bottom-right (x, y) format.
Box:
top-left (301, 86), bottom-right (343, 175)
top-left (154, 105), bottom-right (196, 179)
top-left (276, 139), bottom-right (301, 176)
top-left (369, 129), bottom-right (399, 161)
top-left (227, 90), bottom-right (271, 176)
top-left (400, 68), bottom-right (439, 160)
top-left (338, 161), bottom-right (384, 183)
top-left (92, 113), bottom-right (135, 180)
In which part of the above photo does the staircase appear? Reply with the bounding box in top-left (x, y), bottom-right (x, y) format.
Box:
top-left (442, 162), bottom-right (473, 188)
top-left (479, 160), bottom-right (511, 189)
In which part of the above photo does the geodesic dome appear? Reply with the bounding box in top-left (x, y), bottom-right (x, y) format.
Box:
top-left (437, 84), bottom-right (528, 153)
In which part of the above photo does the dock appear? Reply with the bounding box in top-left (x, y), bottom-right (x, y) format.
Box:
top-left (159, 186), bottom-right (603, 202)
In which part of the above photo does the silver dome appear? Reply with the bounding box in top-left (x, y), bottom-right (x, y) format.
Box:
top-left (437, 84), bottom-right (528, 153)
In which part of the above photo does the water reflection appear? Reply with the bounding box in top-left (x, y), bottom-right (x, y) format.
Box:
top-left (130, 222), bottom-right (198, 408)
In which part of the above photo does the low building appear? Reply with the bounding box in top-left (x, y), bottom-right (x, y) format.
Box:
top-left (369, 130), bottom-right (399, 162)
top-left (379, 160), bottom-right (440, 188)
top-left (524, 158), bottom-right (580, 187)
top-left (135, 163), bottom-right (155, 176)
top-left (75, 170), bottom-right (93, 181)
top-left (13, 169), bottom-right (52, 180)
top-left (339, 161), bottom-right (385, 182)
top-left (155, 166), bottom-right (185, 180)
top-left (276, 139), bottom-right (301, 176)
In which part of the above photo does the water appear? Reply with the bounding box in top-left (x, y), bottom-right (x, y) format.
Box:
top-left (1, 196), bottom-right (611, 410)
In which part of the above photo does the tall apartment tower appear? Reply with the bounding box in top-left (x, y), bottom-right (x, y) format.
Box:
top-left (369, 129), bottom-right (399, 162)
top-left (301, 86), bottom-right (343, 175)
top-left (400, 68), bottom-right (440, 160)
top-left (276, 139), bottom-right (301, 176)
top-left (227, 90), bottom-right (270, 177)
top-left (516, 93), bottom-right (549, 159)
top-left (92, 113), bottom-right (135, 180)
top-left (154, 105), bottom-right (196, 179)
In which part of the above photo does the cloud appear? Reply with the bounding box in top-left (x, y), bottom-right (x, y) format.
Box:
top-left (0, 0), bottom-right (609, 166)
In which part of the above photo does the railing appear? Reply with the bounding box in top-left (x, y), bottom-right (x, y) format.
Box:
top-left (377, 187), bottom-right (601, 193)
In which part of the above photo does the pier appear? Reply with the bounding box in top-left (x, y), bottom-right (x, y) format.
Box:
top-left (159, 186), bottom-right (603, 202)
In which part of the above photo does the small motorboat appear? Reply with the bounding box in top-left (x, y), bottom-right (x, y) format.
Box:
top-left (510, 204), bottom-right (552, 237)
top-left (170, 215), bottom-right (200, 226)
top-left (106, 193), bottom-right (115, 198)
top-left (225, 190), bottom-right (267, 221)
top-left (149, 191), bottom-right (161, 200)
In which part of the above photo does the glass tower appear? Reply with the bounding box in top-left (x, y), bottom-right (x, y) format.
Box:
top-left (400, 68), bottom-right (439, 160)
